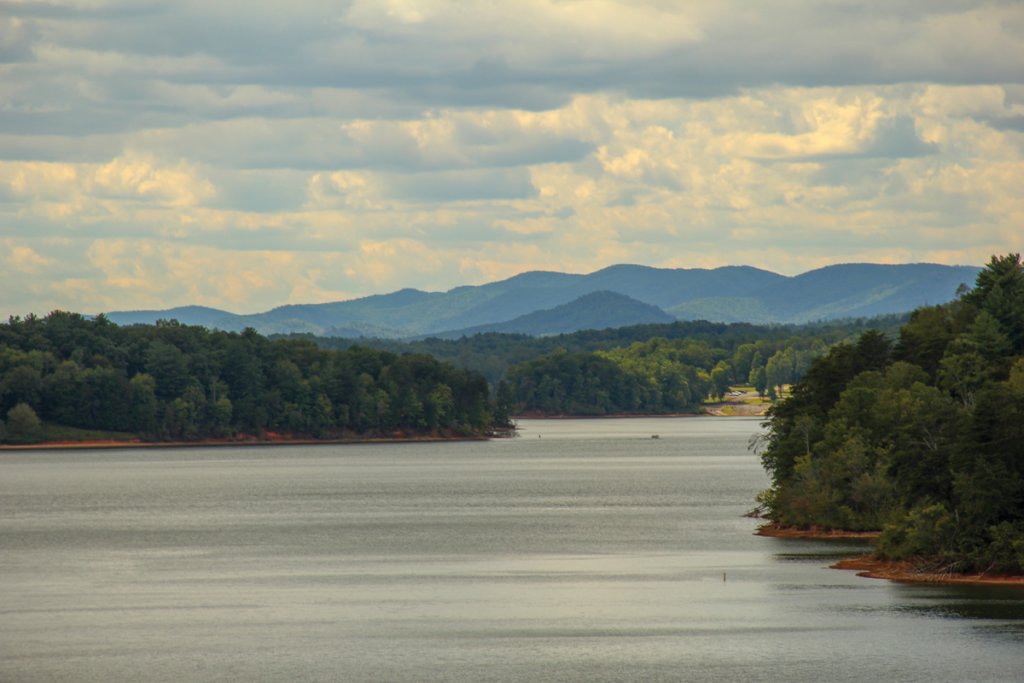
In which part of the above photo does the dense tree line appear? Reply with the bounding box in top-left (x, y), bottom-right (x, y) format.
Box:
top-left (296, 315), bottom-right (907, 418)
top-left (293, 315), bottom-right (908, 384)
top-left (502, 333), bottom-right (830, 415)
top-left (757, 254), bottom-right (1024, 574)
top-left (0, 314), bottom-right (498, 444)
top-left (0, 306), bottom-right (908, 443)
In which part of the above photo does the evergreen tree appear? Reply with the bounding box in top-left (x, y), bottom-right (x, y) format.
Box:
top-left (757, 254), bottom-right (1024, 575)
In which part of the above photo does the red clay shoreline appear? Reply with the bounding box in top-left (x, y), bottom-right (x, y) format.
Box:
top-left (0, 433), bottom-right (492, 451)
top-left (755, 523), bottom-right (880, 540)
top-left (832, 555), bottom-right (1024, 587)
top-left (757, 523), bottom-right (1024, 587)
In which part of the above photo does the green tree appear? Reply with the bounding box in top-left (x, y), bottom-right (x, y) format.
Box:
top-left (4, 402), bottom-right (42, 443)
top-left (962, 253), bottom-right (1024, 348)
top-left (758, 254), bottom-right (1024, 574)
top-left (0, 363), bottom-right (43, 414)
top-left (731, 343), bottom-right (758, 383)
top-left (428, 383), bottom-right (455, 429)
top-left (128, 373), bottom-right (159, 435)
top-left (749, 365), bottom-right (767, 397)
top-left (145, 341), bottom-right (191, 399)
top-left (710, 361), bottom-right (731, 400)
top-left (894, 305), bottom-right (956, 379)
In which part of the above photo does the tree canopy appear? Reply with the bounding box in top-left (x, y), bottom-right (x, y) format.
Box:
top-left (0, 314), bottom-right (498, 444)
top-left (294, 314), bottom-right (907, 384)
top-left (756, 254), bottom-right (1024, 574)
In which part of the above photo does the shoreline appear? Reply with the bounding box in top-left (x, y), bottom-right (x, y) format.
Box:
top-left (2, 412), bottom-right (757, 449)
top-left (514, 390), bottom-right (771, 419)
top-left (757, 523), bottom-right (1024, 587)
top-left (832, 555), bottom-right (1024, 587)
top-left (754, 523), bottom-right (880, 540)
top-left (0, 433), bottom-right (492, 451)
top-left (513, 410), bottom-right (764, 420)
top-left (514, 411), bottom-right (702, 419)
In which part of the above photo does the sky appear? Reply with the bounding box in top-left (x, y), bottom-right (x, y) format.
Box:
top-left (1, 0), bottom-right (1023, 317)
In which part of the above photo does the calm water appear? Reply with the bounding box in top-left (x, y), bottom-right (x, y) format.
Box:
top-left (1, 417), bottom-right (1021, 682)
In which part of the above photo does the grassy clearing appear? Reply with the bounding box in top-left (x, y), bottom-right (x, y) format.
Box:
top-left (33, 423), bottom-right (139, 444)
top-left (4, 421), bottom-right (140, 448)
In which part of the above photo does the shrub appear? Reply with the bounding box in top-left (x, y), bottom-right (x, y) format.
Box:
top-left (4, 402), bottom-right (42, 443)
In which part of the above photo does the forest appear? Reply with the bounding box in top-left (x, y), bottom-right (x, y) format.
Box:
top-left (500, 336), bottom-right (817, 415)
top-left (757, 254), bottom-right (1024, 574)
top-left (0, 315), bottom-right (498, 444)
top-left (1, 301), bottom-right (913, 445)
top-left (301, 315), bottom-right (907, 416)
top-left (303, 315), bottom-right (907, 383)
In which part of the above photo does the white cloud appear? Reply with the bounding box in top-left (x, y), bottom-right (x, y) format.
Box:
top-left (0, 2), bottom-right (1021, 317)
top-left (92, 152), bottom-right (214, 206)
top-left (5, 242), bottom-right (52, 274)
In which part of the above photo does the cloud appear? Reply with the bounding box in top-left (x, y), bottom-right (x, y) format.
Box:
top-left (92, 152), bottom-right (215, 206)
top-left (385, 168), bottom-right (536, 202)
top-left (211, 169), bottom-right (310, 213)
top-left (0, 2), bottom-right (1022, 317)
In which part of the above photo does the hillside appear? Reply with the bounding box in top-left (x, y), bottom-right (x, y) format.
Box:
top-left (105, 262), bottom-right (980, 337)
top-left (432, 291), bottom-right (676, 338)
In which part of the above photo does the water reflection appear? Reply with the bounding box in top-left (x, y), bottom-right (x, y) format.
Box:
top-left (892, 584), bottom-right (1024, 621)
top-left (1, 417), bottom-right (1022, 683)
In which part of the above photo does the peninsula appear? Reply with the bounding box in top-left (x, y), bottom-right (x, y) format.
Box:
top-left (754, 253), bottom-right (1024, 584)
top-left (0, 314), bottom-right (504, 446)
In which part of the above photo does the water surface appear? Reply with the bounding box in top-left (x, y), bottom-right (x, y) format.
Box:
top-left (1, 417), bottom-right (1021, 681)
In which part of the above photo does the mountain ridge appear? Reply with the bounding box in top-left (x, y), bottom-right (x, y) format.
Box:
top-left (104, 262), bottom-right (981, 338)
top-left (429, 290), bottom-right (676, 339)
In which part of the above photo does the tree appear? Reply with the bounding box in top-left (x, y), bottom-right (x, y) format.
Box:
top-left (0, 363), bottom-right (42, 414)
top-left (427, 383), bottom-right (454, 429)
top-left (894, 305), bottom-right (955, 379)
top-left (749, 365), bottom-right (767, 397)
top-left (0, 314), bottom-right (498, 442)
top-left (938, 351), bottom-right (987, 408)
top-left (961, 253), bottom-right (1024, 347)
top-left (757, 254), bottom-right (1024, 575)
top-left (494, 379), bottom-right (514, 427)
top-left (4, 402), bottom-right (41, 442)
top-left (145, 341), bottom-right (191, 399)
top-left (731, 343), bottom-right (757, 383)
top-left (128, 373), bottom-right (159, 435)
top-left (710, 361), bottom-right (731, 400)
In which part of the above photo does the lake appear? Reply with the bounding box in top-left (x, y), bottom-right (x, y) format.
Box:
top-left (1, 417), bottom-right (1022, 681)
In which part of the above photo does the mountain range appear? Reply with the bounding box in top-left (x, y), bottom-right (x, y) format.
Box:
top-left (105, 262), bottom-right (981, 338)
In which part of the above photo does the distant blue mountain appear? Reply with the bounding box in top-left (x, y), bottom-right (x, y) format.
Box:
top-left (105, 262), bottom-right (981, 338)
top-left (104, 305), bottom-right (236, 328)
top-left (431, 290), bottom-right (676, 338)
